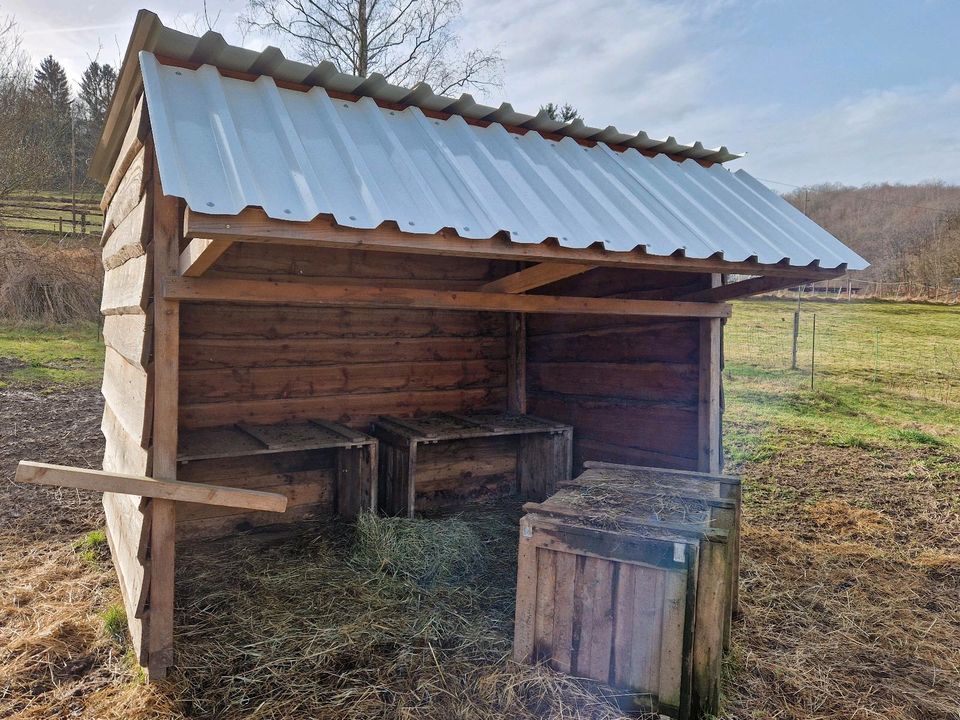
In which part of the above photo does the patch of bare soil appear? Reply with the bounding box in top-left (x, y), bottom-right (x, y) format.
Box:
top-left (723, 439), bottom-right (960, 720)
top-left (0, 388), bottom-right (174, 718)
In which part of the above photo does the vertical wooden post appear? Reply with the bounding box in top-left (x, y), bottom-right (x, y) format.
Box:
top-left (507, 312), bottom-right (527, 414)
top-left (698, 274), bottom-right (722, 474)
top-left (147, 168), bottom-right (180, 681)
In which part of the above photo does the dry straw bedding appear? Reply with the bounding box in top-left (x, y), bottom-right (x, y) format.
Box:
top-left (1, 389), bottom-right (959, 718)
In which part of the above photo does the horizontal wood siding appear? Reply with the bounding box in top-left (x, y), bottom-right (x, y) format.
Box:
top-left (99, 129), bottom-right (154, 667)
top-left (527, 268), bottom-right (707, 471)
top-left (179, 244), bottom-right (512, 429)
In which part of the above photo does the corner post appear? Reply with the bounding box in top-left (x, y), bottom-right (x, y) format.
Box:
top-left (507, 312), bottom-right (527, 414)
top-left (147, 166), bottom-right (181, 680)
top-left (698, 274), bottom-right (722, 473)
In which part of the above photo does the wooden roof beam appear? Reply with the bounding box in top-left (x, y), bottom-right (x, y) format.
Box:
top-left (16, 461), bottom-right (288, 512)
top-left (679, 274), bottom-right (833, 303)
top-left (179, 237), bottom-right (233, 276)
top-left (481, 263), bottom-right (597, 293)
top-left (184, 208), bottom-right (847, 281)
top-left (162, 276), bottom-right (732, 318)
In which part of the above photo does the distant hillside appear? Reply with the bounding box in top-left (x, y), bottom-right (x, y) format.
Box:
top-left (782, 183), bottom-right (960, 286)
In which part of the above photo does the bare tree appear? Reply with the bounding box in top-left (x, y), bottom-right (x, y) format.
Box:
top-left (0, 15), bottom-right (53, 203)
top-left (241, 0), bottom-right (501, 95)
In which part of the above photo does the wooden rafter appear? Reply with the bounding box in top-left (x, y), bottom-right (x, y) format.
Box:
top-left (162, 276), bottom-right (732, 318)
top-left (679, 274), bottom-right (823, 303)
top-left (16, 461), bottom-right (288, 512)
top-left (184, 208), bottom-right (848, 281)
top-left (179, 237), bottom-right (233, 277)
top-left (481, 263), bottom-right (596, 293)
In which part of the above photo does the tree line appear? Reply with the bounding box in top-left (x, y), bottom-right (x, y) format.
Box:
top-left (785, 183), bottom-right (960, 289)
top-left (0, 16), bottom-right (116, 201)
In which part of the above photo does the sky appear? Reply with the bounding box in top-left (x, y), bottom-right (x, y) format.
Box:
top-left (5, 0), bottom-right (960, 188)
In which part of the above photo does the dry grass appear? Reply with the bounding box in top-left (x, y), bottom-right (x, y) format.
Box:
top-left (165, 505), bottom-right (641, 719)
top-left (0, 232), bottom-right (101, 324)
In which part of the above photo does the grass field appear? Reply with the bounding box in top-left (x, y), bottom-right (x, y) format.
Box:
top-left (1, 300), bottom-right (958, 719)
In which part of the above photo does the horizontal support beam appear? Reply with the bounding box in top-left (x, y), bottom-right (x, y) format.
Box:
top-left (481, 263), bottom-right (596, 293)
top-left (679, 274), bottom-right (823, 303)
top-left (16, 461), bottom-right (288, 512)
top-left (163, 276), bottom-right (731, 318)
top-left (185, 208), bottom-right (846, 280)
top-left (179, 237), bottom-right (234, 277)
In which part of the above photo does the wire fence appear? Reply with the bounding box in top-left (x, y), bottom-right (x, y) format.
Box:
top-left (746, 275), bottom-right (960, 305)
top-left (724, 298), bottom-right (960, 406)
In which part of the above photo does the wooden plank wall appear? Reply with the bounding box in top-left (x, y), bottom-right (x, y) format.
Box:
top-left (178, 243), bottom-right (513, 429)
top-left (98, 95), bottom-right (153, 666)
top-left (527, 268), bottom-right (709, 472)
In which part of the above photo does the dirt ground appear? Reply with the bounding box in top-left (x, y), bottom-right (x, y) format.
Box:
top-left (1, 386), bottom-right (959, 719)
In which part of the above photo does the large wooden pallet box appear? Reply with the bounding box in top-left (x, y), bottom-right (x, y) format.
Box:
top-left (514, 464), bottom-right (740, 719)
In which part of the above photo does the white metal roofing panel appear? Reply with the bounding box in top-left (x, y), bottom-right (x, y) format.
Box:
top-left (90, 10), bottom-right (740, 181)
top-left (141, 52), bottom-right (868, 270)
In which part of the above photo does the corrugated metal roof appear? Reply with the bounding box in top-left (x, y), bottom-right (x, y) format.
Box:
top-left (141, 52), bottom-right (867, 270)
top-left (90, 9), bottom-right (741, 182)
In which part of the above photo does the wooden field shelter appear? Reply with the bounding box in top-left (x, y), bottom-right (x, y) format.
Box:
top-left (15, 9), bottom-right (867, 684)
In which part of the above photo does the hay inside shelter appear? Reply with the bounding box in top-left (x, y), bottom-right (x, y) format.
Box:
top-left (168, 500), bottom-right (644, 720)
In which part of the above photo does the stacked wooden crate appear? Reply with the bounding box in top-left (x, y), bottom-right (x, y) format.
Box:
top-left (514, 462), bottom-right (741, 719)
top-left (372, 412), bottom-right (573, 517)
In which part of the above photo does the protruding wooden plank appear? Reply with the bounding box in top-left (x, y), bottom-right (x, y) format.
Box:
top-left (179, 237), bottom-right (233, 277)
top-left (15, 461), bottom-right (289, 512)
top-left (551, 550), bottom-right (577, 673)
top-left (162, 276), bottom-right (733, 318)
top-left (481, 263), bottom-right (596, 293)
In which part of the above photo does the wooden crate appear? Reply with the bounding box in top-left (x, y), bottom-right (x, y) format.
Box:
top-left (515, 464), bottom-right (740, 719)
top-left (371, 413), bottom-right (572, 517)
top-left (175, 419), bottom-right (377, 540)
top-left (574, 461), bottom-right (742, 648)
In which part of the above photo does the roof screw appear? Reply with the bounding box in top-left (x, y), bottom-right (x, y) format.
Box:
top-left (343, 103), bottom-right (349, 108)
top-left (283, 209), bottom-right (291, 214)
top-left (206, 201), bottom-right (215, 207)
top-left (434, 121), bottom-right (440, 125)
top-left (175, 71), bottom-right (182, 76)
top-left (408, 221), bottom-right (416, 226)
top-left (349, 215), bottom-right (357, 220)
top-left (463, 226), bottom-right (470, 231)
top-left (390, 111), bottom-right (395, 115)
top-left (562, 236), bottom-right (568, 241)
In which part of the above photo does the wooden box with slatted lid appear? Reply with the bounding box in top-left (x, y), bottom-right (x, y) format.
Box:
top-left (514, 463), bottom-right (740, 720)
top-left (175, 419), bottom-right (377, 541)
top-left (371, 412), bottom-right (572, 517)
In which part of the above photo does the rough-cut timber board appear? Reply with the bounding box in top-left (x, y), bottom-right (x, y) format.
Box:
top-left (102, 312), bottom-right (152, 369)
top-left (102, 403), bottom-right (152, 476)
top-left (102, 146), bottom-right (150, 245)
top-left (102, 492), bottom-right (149, 665)
top-left (102, 194), bottom-right (150, 270)
top-left (102, 346), bottom-right (153, 448)
top-left (100, 93), bottom-right (148, 212)
top-left (101, 252), bottom-right (152, 316)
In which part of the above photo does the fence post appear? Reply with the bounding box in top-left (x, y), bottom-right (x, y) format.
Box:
top-left (791, 285), bottom-right (802, 370)
top-left (81, 212), bottom-right (86, 235)
top-left (810, 313), bottom-right (817, 390)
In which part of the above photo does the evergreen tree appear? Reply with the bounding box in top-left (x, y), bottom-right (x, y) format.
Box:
top-left (76, 61), bottom-right (117, 180)
top-left (540, 102), bottom-right (581, 124)
top-left (31, 55), bottom-right (72, 188)
top-left (33, 55), bottom-right (70, 110)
